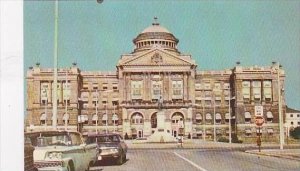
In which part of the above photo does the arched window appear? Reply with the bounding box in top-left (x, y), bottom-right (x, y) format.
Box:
top-left (151, 113), bottom-right (157, 128)
top-left (171, 112), bottom-right (184, 125)
top-left (195, 113), bottom-right (202, 124)
top-left (63, 113), bottom-right (69, 124)
top-left (206, 113), bottom-right (212, 123)
top-left (215, 113), bottom-right (222, 124)
top-left (131, 113), bottom-right (143, 124)
top-left (102, 114), bottom-right (108, 125)
top-left (266, 111), bottom-right (273, 123)
top-left (225, 113), bottom-right (230, 123)
top-left (112, 113), bottom-right (119, 125)
top-left (92, 114), bottom-right (98, 125)
top-left (40, 113), bottom-right (46, 125)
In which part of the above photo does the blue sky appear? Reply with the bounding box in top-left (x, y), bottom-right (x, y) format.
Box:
top-left (24, 0), bottom-right (300, 110)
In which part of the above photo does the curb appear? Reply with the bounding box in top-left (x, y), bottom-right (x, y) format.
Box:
top-left (245, 151), bottom-right (300, 161)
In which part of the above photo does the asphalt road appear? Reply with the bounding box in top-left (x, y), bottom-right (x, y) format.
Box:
top-left (90, 148), bottom-right (300, 171)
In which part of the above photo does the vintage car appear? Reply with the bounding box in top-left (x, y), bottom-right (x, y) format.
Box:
top-left (85, 133), bottom-right (128, 165)
top-left (25, 131), bottom-right (98, 171)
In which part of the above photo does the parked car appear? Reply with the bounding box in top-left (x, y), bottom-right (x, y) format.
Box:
top-left (25, 131), bottom-right (98, 171)
top-left (86, 133), bottom-right (128, 165)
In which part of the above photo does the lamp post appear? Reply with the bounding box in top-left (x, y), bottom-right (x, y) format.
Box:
top-left (44, 90), bottom-right (48, 130)
top-left (213, 93), bottom-right (216, 142)
top-left (113, 104), bottom-right (116, 133)
top-left (276, 62), bottom-right (284, 150)
top-left (64, 69), bottom-right (68, 131)
top-left (52, 0), bottom-right (59, 130)
top-left (202, 91), bottom-right (206, 141)
top-left (96, 90), bottom-right (99, 134)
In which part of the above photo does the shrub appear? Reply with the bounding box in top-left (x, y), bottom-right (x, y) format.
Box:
top-left (290, 127), bottom-right (300, 139)
top-left (218, 137), bottom-right (229, 143)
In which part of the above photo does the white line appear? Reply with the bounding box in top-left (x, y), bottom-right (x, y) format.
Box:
top-left (174, 152), bottom-right (208, 171)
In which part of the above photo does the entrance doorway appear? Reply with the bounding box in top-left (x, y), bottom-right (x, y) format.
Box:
top-left (172, 130), bottom-right (177, 137)
top-left (137, 130), bottom-right (143, 138)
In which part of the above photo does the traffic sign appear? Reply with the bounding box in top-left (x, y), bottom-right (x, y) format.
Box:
top-left (255, 116), bottom-right (264, 126)
top-left (255, 106), bottom-right (264, 117)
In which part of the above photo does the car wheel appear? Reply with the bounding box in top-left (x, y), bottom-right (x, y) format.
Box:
top-left (116, 153), bottom-right (123, 165)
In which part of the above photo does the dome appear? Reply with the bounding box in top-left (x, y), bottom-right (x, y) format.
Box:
top-left (132, 17), bottom-right (179, 53)
top-left (141, 24), bottom-right (171, 34)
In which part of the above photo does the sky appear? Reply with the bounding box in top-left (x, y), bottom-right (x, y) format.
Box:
top-left (24, 0), bottom-right (300, 110)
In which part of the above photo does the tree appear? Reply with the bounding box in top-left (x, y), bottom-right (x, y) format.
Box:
top-left (290, 127), bottom-right (300, 139)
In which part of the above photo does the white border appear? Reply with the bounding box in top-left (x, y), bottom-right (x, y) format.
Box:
top-left (0, 1), bottom-right (24, 170)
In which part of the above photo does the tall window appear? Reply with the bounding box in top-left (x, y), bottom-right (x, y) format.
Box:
top-left (172, 80), bottom-right (183, 99)
top-left (242, 81), bottom-right (250, 103)
top-left (131, 81), bottom-right (143, 99)
top-left (263, 81), bottom-right (272, 102)
top-left (151, 113), bottom-right (157, 128)
top-left (252, 81), bottom-right (261, 102)
top-left (152, 80), bottom-right (162, 99)
top-left (63, 81), bottom-right (70, 101)
top-left (40, 82), bottom-right (49, 103)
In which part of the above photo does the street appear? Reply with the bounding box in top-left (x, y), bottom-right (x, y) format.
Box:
top-left (90, 148), bottom-right (300, 171)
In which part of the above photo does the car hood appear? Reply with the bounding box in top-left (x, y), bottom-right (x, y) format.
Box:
top-left (98, 142), bottom-right (119, 149)
top-left (33, 146), bottom-right (78, 161)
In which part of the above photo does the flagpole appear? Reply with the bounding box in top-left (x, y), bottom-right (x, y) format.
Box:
top-left (52, 0), bottom-right (58, 130)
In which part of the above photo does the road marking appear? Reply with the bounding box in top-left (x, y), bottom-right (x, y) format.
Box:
top-left (174, 152), bottom-right (208, 171)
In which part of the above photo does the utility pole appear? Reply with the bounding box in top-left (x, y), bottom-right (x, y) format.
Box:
top-left (52, 0), bottom-right (58, 130)
top-left (229, 86), bottom-right (232, 143)
top-left (277, 62), bottom-right (284, 150)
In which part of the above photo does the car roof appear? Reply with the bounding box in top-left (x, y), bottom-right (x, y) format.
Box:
top-left (86, 133), bottom-right (121, 137)
top-left (25, 130), bottom-right (80, 138)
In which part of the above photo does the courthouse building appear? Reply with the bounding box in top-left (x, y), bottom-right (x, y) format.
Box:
top-left (26, 20), bottom-right (286, 142)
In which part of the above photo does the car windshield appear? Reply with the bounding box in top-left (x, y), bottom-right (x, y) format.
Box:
top-left (87, 135), bottom-right (120, 144)
top-left (28, 132), bottom-right (82, 147)
top-left (37, 135), bottom-right (70, 146)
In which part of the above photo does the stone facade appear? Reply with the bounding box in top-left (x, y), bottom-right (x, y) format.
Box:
top-left (25, 21), bottom-right (286, 143)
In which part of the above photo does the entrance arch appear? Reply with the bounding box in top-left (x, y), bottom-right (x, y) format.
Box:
top-left (171, 112), bottom-right (184, 137)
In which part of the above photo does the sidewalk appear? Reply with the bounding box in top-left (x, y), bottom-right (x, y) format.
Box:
top-left (245, 149), bottom-right (300, 161)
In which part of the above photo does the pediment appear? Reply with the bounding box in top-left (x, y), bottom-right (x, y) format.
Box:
top-left (119, 48), bottom-right (196, 66)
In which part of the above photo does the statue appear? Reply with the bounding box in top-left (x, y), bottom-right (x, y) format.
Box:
top-left (158, 95), bottom-right (163, 110)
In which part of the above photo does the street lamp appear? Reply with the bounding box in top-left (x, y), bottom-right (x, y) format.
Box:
top-left (95, 90), bottom-right (99, 134)
top-left (274, 61), bottom-right (284, 150)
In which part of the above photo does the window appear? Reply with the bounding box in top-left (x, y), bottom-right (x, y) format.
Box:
top-left (78, 115), bottom-right (88, 124)
top-left (63, 113), bottom-right (69, 124)
top-left (195, 83), bottom-right (202, 90)
top-left (290, 114), bottom-right (293, 117)
top-left (113, 83), bottom-right (118, 92)
top-left (151, 113), bottom-right (157, 128)
top-left (215, 100), bottom-right (221, 106)
top-left (204, 83), bottom-right (211, 90)
top-left (215, 113), bottom-right (222, 124)
top-left (131, 81), bottom-right (143, 99)
top-left (245, 112), bottom-right (251, 123)
top-left (171, 113), bottom-right (184, 126)
top-left (92, 83), bottom-right (98, 90)
top-left (81, 92), bottom-right (89, 101)
top-left (83, 102), bottom-right (88, 108)
top-left (40, 113), bottom-right (46, 125)
top-left (205, 100), bottom-right (211, 107)
top-left (102, 101), bottom-right (107, 105)
top-left (40, 82), bottom-right (49, 102)
top-left (131, 113), bottom-right (143, 124)
top-left (102, 114), bottom-right (108, 125)
top-left (195, 113), bottom-right (202, 124)
top-left (205, 113), bottom-right (212, 123)
top-left (291, 121), bottom-right (294, 125)
top-left (152, 80), bottom-right (162, 99)
top-left (225, 113), bottom-right (230, 123)
top-left (263, 81), bottom-right (272, 102)
top-left (267, 128), bottom-right (273, 136)
top-left (172, 80), bottom-right (183, 98)
top-left (223, 83), bottom-right (230, 89)
top-left (204, 91), bottom-right (211, 97)
top-left (112, 100), bottom-right (119, 106)
top-left (242, 81), bottom-right (250, 103)
top-left (92, 114), bottom-right (98, 125)
top-left (83, 83), bottom-right (89, 90)
top-left (214, 83), bottom-right (221, 90)
top-left (245, 129), bottom-right (252, 136)
top-left (266, 111), bottom-right (273, 123)
top-left (252, 81), bottom-right (261, 102)
top-left (112, 114), bottom-right (119, 125)
top-left (298, 114), bottom-right (300, 118)
top-left (298, 122), bottom-right (300, 126)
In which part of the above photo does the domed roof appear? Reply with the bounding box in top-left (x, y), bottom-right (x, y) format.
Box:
top-left (141, 24), bottom-right (171, 34)
top-left (141, 17), bottom-right (171, 34)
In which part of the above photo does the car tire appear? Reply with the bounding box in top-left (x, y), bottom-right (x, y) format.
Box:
top-left (116, 153), bottom-right (123, 165)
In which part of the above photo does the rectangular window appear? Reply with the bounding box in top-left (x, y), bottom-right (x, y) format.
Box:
top-left (92, 83), bottom-right (98, 90)
top-left (204, 83), bottom-right (211, 90)
top-left (40, 82), bottom-right (49, 102)
top-left (83, 83), bottom-right (89, 90)
top-left (214, 83), bottom-right (221, 90)
top-left (63, 81), bottom-right (71, 100)
top-left (131, 81), bottom-right (143, 99)
top-left (215, 100), bottom-right (221, 106)
top-left (205, 100), bottom-right (211, 106)
top-left (242, 81), bottom-right (250, 103)
top-left (172, 80), bottom-right (183, 99)
top-left (195, 83), bottom-right (202, 90)
top-left (112, 83), bottom-right (118, 92)
top-left (152, 80), bottom-right (162, 99)
top-left (223, 83), bottom-right (230, 89)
